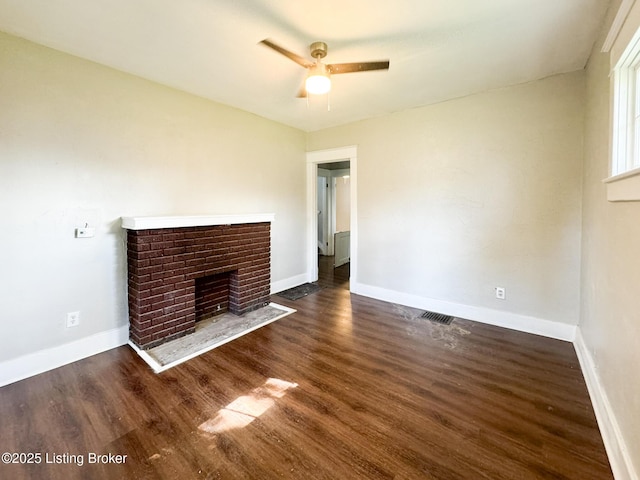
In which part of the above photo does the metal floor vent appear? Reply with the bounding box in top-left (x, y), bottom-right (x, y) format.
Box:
top-left (421, 311), bottom-right (453, 325)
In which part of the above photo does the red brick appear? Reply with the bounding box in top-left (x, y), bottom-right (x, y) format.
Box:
top-left (127, 221), bottom-right (271, 349)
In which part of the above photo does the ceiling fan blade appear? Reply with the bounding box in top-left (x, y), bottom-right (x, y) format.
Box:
top-left (328, 61), bottom-right (390, 75)
top-left (260, 39), bottom-right (313, 68)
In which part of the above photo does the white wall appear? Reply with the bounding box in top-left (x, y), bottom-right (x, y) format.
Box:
top-left (579, 0), bottom-right (640, 477)
top-left (308, 72), bottom-right (584, 333)
top-left (335, 174), bottom-right (351, 232)
top-left (0, 32), bottom-right (307, 365)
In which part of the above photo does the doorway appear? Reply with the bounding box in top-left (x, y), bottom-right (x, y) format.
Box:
top-left (306, 146), bottom-right (357, 289)
top-left (317, 161), bottom-right (350, 263)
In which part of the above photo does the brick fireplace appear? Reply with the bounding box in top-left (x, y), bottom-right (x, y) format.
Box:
top-left (122, 215), bottom-right (273, 349)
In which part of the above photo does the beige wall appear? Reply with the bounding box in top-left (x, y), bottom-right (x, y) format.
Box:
top-left (0, 32), bottom-right (307, 362)
top-left (580, 0), bottom-right (640, 475)
top-left (308, 72), bottom-right (585, 328)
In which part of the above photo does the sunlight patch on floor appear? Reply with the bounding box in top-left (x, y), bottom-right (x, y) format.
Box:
top-left (198, 378), bottom-right (298, 435)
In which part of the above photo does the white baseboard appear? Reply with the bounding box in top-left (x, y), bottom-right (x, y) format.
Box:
top-left (0, 325), bottom-right (129, 388)
top-left (574, 329), bottom-right (638, 480)
top-left (271, 273), bottom-right (308, 295)
top-left (351, 281), bottom-right (576, 342)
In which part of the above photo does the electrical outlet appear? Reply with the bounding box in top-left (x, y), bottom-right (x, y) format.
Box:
top-left (66, 311), bottom-right (80, 328)
top-left (495, 287), bottom-right (506, 300)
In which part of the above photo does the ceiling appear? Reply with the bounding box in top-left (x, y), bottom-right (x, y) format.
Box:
top-left (0, 0), bottom-right (610, 132)
top-left (320, 161), bottom-right (350, 171)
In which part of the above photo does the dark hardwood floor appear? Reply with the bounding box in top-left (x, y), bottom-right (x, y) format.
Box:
top-left (315, 254), bottom-right (350, 290)
top-left (0, 258), bottom-right (612, 479)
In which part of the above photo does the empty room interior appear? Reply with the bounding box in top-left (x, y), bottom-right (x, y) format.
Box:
top-left (0, 1), bottom-right (639, 479)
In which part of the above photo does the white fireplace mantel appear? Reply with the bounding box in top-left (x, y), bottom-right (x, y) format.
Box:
top-left (121, 213), bottom-right (275, 230)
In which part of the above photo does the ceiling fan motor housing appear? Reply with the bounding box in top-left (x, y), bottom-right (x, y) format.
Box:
top-left (310, 41), bottom-right (328, 59)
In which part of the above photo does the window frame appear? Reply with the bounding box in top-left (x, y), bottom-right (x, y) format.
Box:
top-left (607, 26), bottom-right (640, 201)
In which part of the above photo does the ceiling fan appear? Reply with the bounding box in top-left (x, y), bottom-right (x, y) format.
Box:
top-left (260, 39), bottom-right (390, 96)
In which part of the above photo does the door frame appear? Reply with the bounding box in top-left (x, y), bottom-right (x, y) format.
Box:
top-left (316, 173), bottom-right (329, 255)
top-left (306, 145), bottom-right (357, 287)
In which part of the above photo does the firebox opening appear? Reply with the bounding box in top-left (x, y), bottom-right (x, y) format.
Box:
top-left (195, 270), bottom-right (236, 322)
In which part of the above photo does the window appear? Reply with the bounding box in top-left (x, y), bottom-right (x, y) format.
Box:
top-left (607, 26), bottom-right (640, 201)
top-left (612, 30), bottom-right (640, 175)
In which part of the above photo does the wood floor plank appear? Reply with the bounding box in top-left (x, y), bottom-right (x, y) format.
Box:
top-left (0, 257), bottom-right (612, 479)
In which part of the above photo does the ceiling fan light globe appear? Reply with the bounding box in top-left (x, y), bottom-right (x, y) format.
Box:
top-left (306, 74), bottom-right (331, 95)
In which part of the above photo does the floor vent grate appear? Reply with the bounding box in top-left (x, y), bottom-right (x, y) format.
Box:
top-left (421, 311), bottom-right (453, 325)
